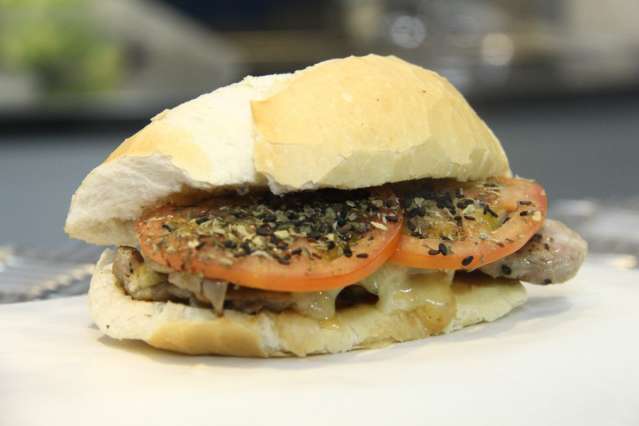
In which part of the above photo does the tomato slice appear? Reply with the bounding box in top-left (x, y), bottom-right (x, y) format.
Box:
top-left (136, 188), bottom-right (403, 292)
top-left (390, 177), bottom-right (547, 270)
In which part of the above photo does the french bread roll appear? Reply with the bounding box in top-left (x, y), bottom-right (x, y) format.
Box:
top-left (67, 55), bottom-right (521, 357)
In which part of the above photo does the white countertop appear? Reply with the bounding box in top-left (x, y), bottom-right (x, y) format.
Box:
top-left (2, 263), bottom-right (638, 426)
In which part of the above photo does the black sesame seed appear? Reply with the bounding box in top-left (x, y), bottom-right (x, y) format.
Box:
top-left (456, 199), bottom-right (474, 209)
top-left (194, 216), bottom-right (208, 225)
top-left (326, 241), bottom-right (336, 250)
top-left (356, 253), bottom-right (369, 259)
top-left (464, 215), bottom-right (476, 221)
top-left (291, 248), bottom-right (303, 256)
top-left (484, 205), bottom-right (498, 218)
top-left (343, 246), bottom-right (353, 257)
top-left (162, 224), bottom-right (173, 232)
top-left (438, 243), bottom-right (448, 256)
top-left (256, 225), bottom-right (272, 236)
top-left (262, 213), bottom-right (277, 222)
top-left (428, 249), bottom-right (440, 256)
top-left (385, 214), bottom-right (399, 223)
top-left (308, 230), bottom-right (322, 240)
top-left (242, 241), bottom-right (253, 251)
top-left (518, 200), bottom-right (532, 206)
top-left (461, 256), bottom-right (474, 267)
top-left (407, 207), bottom-right (423, 218)
top-left (501, 264), bottom-right (512, 275)
top-left (519, 211), bottom-right (529, 217)
top-left (277, 241), bottom-right (289, 250)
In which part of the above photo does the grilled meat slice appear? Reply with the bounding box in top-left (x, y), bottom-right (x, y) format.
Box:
top-left (480, 219), bottom-right (587, 284)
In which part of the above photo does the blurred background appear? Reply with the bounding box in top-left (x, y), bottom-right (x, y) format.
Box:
top-left (1, 0), bottom-right (639, 301)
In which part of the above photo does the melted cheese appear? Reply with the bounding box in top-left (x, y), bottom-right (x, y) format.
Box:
top-left (290, 265), bottom-right (455, 322)
top-left (145, 256), bottom-right (456, 325)
top-left (292, 289), bottom-right (342, 320)
top-left (361, 265), bottom-right (457, 333)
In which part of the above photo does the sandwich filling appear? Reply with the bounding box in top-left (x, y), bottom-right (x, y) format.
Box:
top-left (113, 178), bottom-right (586, 324)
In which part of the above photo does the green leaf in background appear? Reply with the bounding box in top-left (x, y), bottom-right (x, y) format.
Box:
top-left (0, 0), bottom-right (124, 93)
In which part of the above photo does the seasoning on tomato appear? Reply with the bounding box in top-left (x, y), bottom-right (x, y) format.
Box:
top-left (136, 188), bottom-right (403, 292)
top-left (390, 177), bottom-right (547, 270)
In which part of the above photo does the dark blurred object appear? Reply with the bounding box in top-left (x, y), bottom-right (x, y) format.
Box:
top-left (0, 0), bottom-right (242, 123)
top-left (162, 0), bottom-right (639, 100)
top-left (339, 0), bottom-right (639, 98)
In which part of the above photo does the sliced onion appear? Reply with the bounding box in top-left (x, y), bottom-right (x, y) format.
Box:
top-left (168, 272), bottom-right (203, 294)
top-left (202, 280), bottom-right (228, 315)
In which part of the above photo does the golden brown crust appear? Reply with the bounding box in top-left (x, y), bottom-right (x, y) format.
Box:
top-left (149, 317), bottom-right (267, 357)
top-left (90, 250), bottom-right (527, 357)
top-left (253, 55), bottom-right (510, 192)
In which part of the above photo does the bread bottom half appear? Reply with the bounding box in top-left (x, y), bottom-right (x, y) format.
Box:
top-left (89, 250), bottom-right (527, 357)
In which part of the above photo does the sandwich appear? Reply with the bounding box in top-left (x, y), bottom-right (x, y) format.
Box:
top-left (65, 55), bottom-right (587, 357)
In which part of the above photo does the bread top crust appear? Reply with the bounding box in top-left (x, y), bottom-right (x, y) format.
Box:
top-left (65, 55), bottom-right (510, 245)
top-left (253, 55), bottom-right (510, 192)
